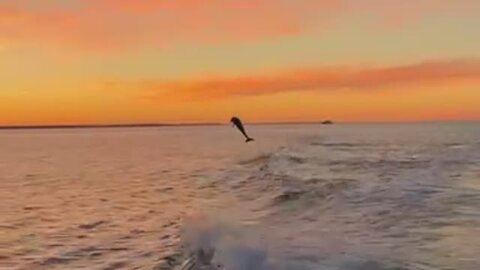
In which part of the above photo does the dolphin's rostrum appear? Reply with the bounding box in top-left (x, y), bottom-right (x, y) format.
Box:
top-left (230, 117), bottom-right (254, 143)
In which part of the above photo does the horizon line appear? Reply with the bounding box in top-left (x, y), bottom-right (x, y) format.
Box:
top-left (0, 119), bottom-right (478, 130)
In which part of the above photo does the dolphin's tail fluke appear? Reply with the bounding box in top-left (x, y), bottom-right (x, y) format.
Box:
top-left (245, 137), bottom-right (254, 143)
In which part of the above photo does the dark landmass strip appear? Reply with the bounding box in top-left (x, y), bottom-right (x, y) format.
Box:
top-left (0, 123), bottom-right (223, 130)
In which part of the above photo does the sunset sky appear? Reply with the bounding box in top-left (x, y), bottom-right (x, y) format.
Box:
top-left (1, 0), bottom-right (479, 125)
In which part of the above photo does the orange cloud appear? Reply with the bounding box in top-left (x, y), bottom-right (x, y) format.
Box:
top-left (137, 59), bottom-right (480, 100)
top-left (2, 1), bottom-right (478, 52)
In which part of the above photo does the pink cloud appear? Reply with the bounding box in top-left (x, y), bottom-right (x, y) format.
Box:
top-left (0, 0), bottom-right (306, 52)
top-left (0, 1), bottom-right (479, 52)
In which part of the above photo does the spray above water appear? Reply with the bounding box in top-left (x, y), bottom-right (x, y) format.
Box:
top-left (177, 214), bottom-right (282, 270)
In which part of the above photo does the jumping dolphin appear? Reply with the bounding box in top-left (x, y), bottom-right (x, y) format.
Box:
top-left (230, 117), bottom-right (254, 143)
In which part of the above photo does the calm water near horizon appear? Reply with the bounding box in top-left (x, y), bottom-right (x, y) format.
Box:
top-left (0, 123), bottom-right (479, 270)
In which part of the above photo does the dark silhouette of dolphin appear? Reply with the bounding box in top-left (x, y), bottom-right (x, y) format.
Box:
top-left (230, 117), bottom-right (254, 143)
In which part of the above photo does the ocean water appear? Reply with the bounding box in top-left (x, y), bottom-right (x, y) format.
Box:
top-left (0, 123), bottom-right (479, 270)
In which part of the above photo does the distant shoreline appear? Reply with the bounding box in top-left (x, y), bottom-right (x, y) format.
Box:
top-left (0, 123), bottom-right (223, 130)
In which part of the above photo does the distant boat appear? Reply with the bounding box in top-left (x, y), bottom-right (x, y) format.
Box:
top-left (321, 120), bottom-right (334, 125)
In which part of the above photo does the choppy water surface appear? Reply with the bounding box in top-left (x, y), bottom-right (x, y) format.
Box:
top-left (0, 123), bottom-right (479, 270)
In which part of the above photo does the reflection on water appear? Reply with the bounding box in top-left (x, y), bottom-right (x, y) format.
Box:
top-left (0, 123), bottom-right (479, 269)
